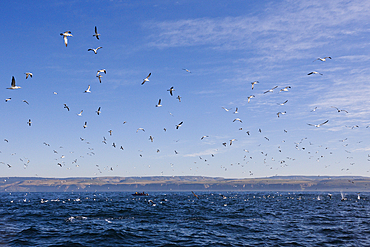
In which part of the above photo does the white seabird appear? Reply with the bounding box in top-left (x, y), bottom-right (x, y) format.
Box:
top-left (313, 57), bottom-right (331, 62)
top-left (96, 107), bottom-right (101, 115)
top-left (136, 128), bottom-right (145, 132)
top-left (156, 99), bottom-right (162, 107)
top-left (251, 81), bottom-right (259, 90)
top-left (176, 95), bottom-right (182, 102)
top-left (279, 86), bottom-right (291, 92)
top-left (167, 86), bottom-right (175, 96)
top-left (84, 85), bottom-right (91, 93)
top-left (277, 100), bottom-right (288, 105)
top-left (97, 74), bottom-right (103, 83)
top-left (28, 119), bottom-right (32, 126)
top-left (60, 31), bottom-right (72, 47)
top-left (277, 111), bottom-right (286, 118)
top-left (64, 104), bottom-right (70, 111)
top-left (77, 110), bottom-right (83, 116)
top-left (176, 121), bottom-right (183, 129)
top-left (96, 69), bottom-right (106, 77)
top-left (25, 72), bottom-right (33, 79)
top-left (88, 47), bottom-right (102, 54)
top-left (183, 68), bottom-right (191, 73)
top-left (308, 71), bottom-right (323, 75)
top-left (83, 122), bottom-right (87, 128)
top-left (264, 86), bottom-right (278, 94)
top-left (308, 120), bottom-right (329, 127)
top-left (93, 26), bottom-right (100, 39)
top-left (7, 76), bottom-right (21, 90)
top-left (233, 118), bottom-right (242, 123)
top-left (141, 73), bottom-right (151, 85)
top-left (247, 95), bottom-right (255, 103)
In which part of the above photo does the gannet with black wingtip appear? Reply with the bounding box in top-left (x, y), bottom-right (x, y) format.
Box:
top-left (229, 139), bottom-right (237, 145)
top-left (264, 86), bottom-right (278, 94)
top-left (93, 26), bottom-right (100, 39)
top-left (23, 100), bottom-right (29, 105)
top-left (200, 135), bottom-right (209, 140)
top-left (183, 68), bottom-right (191, 73)
top-left (331, 106), bottom-right (348, 113)
top-left (136, 128), bottom-right (145, 132)
top-left (167, 86), bottom-right (175, 96)
top-left (77, 110), bottom-right (83, 116)
top-left (60, 31), bottom-right (72, 47)
top-left (7, 76), bottom-right (21, 90)
top-left (96, 69), bottom-right (106, 77)
top-left (156, 99), bottom-right (162, 107)
top-left (251, 81), bottom-right (259, 90)
top-left (313, 57), bottom-right (331, 62)
top-left (84, 85), bottom-right (91, 93)
top-left (176, 121), bottom-right (183, 129)
top-left (308, 71), bottom-right (323, 75)
top-left (233, 118), bottom-right (242, 123)
top-left (88, 47), bottom-right (102, 54)
top-left (222, 107), bottom-right (231, 111)
top-left (83, 122), bottom-right (87, 128)
top-left (28, 119), bottom-right (32, 126)
top-left (279, 86), bottom-right (291, 92)
top-left (176, 95), bottom-right (181, 102)
top-left (25, 72), bottom-right (33, 79)
top-left (277, 100), bottom-right (288, 105)
top-left (96, 107), bottom-right (101, 115)
top-left (97, 74), bottom-right (102, 83)
top-left (64, 104), bottom-right (70, 111)
top-left (247, 95), bottom-right (255, 103)
top-left (277, 111), bottom-right (286, 118)
top-left (307, 120), bottom-right (329, 127)
top-left (141, 73), bottom-right (151, 85)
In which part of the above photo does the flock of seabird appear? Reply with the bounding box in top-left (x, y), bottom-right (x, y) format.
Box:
top-left (1, 26), bottom-right (368, 185)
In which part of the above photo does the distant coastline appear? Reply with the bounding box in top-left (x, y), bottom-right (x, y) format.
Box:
top-left (0, 176), bottom-right (369, 192)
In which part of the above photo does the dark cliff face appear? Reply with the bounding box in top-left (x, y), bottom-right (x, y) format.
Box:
top-left (0, 176), bottom-right (369, 192)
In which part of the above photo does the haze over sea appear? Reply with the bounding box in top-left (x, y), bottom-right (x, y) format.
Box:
top-left (1, 192), bottom-right (369, 246)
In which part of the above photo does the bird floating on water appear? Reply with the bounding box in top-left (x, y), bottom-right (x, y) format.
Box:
top-left (93, 26), bottom-right (100, 39)
top-left (7, 76), bottom-right (21, 90)
top-left (60, 31), bottom-right (72, 47)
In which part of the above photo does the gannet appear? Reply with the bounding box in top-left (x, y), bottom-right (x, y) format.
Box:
top-left (167, 86), bottom-right (175, 96)
top-left (83, 122), bottom-right (87, 128)
top-left (93, 26), bottom-right (100, 39)
top-left (307, 120), bottom-right (329, 127)
top-left (97, 74), bottom-right (102, 83)
top-left (25, 72), bottom-right (33, 79)
top-left (264, 86), bottom-right (278, 94)
top-left (279, 86), bottom-right (291, 92)
top-left (247, 95), bottom-right (255, 103)
top-left (88, 47), bottom-right (102, 54)
top-left (156, 99), bottom-right (162, 107)
top-left (64, 104), bottom-right (70, 111)
top-left (7, 76), bottom-right (21, 89)
top-left (60, 31), bottom-right (72, 47)
top-left (176, 95), bottom-right (181, 102)
top-left (96, 69), bottom-right (106, 76)
top-left (96, 107), bottom-right (101, 115)
top-left (229, 139), bottom-right (236, 145)
top-left (313, 57), bottom-right (331, 62)
top-left (233, 118), bottom-right (242, 123)
top-left (308, 71), bottom-right (323, 75)
top-left (136, 128), bottom-right (145, 132)
top-left (277, 111), bottom-right (286, 118)
top-left (84, 85), bottom-right (91, 93)
top-left (149, 136), bottom-right (154, 142)
top-left (141, 73), bottom-right (151, 85)
top-left (28, 119), bottom-right (32, 126)
top-left (77, 110), bottom-right (83, 116)
top-left (176, 121), bottom-right (183, 129)
top-left (277, 100), bottom-right (288, 105)
top-left (251, 81), bottom-right (259, 90)
top-left (200, 135), bottom-right (209, 140)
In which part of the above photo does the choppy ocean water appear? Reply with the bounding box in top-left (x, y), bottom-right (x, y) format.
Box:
top-left (0, 192), bottom-right (369, 246)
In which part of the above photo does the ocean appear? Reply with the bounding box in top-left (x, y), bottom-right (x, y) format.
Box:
top-left (0, 192), bottom-right (369, 246)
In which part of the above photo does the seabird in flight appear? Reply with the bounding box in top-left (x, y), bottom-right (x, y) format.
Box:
top-left (60, 31), bottom-right (72, 47)
top-left (331, 106), bottom-right (348, 113)
top-left (314, 57), bottom-right (331, 62)
top-left (84, 85), bottom-right (91, 93)
top-left (64, 104), bottom-right (70, 111)
top-left (88, 47), bottom-right (102, 54)
top-left (264, 86), bottom-right (278, 94)
top-left (96, 107), bottom-right (101, 115)
top-left (167, 86), bottom-right (175, 96)
top-left (247, 95), bottom-right (255, 103)
top-left (251, 81), bottom-right (259, 90)
top-left (308, 71), bottom-right (323, 75)
top-left (141, 73), bottom-right (151, 85)
top-left (83, 122), bottom-right (87, 128)
top-left (136, 128), bottom-right (145, 132)
top-left (97, 74), bottom-right (103, 83)
top-left (277, 100), bottom-right (288, 105)
top-left (93, 26), bottom-right (100, 39)
top-left (25, 72), bottom-right (33, 79)
top-left (27, 119), bottom-right (32, 126)
top-left (307, 120), bottom-right (329, 127)
top-left (96, 69), bottom-right (106, 76)
top-left (156, 99), bottom-right (162, 107)
top-left (7, 76), bottom-right (21, 90)
top-left (183, 68), bottom-right (191, 73)
top-left (23, 100), bottom-right (29, 105)
top-left (279, 86), bottom-right (291, 92)
top-left (176, 121), bottom-right (183, 129)
top-left (176, 95), bottom-right (182, 102)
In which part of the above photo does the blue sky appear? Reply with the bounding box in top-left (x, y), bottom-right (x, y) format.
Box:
top-left (1, 0), bottom-right (370, 178)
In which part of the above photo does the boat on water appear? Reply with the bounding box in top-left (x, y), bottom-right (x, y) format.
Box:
top-left (132, 192), bottom-right (149, 196)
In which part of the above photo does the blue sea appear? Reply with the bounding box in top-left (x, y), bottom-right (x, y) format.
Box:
top-left (0, 192), bottom-right (369, 246)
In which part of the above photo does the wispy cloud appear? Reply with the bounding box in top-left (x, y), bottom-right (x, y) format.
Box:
top-left (147, 1), bottom-right (370, 60)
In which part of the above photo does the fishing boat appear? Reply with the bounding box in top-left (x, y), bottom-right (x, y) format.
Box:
top-left (132, 192), bottom-right (149, 196)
